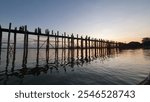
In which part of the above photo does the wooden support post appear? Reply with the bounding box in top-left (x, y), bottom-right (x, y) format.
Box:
top-left (45, 29), bottom-right (49, 64)
top-left (73, 34), bottom-right (74, 49)
top-left (100, 39), bottom-right (102, 48)
top-left (113, 41), bottom-right (115, 48)
top-left (102, 40), bottom-right (105, 48)
top-left (71, 34), bottom-right (74, 49)
top-left (68, 35), bottom-right (70, 49)
top-left (116, 42), bottom-right (118, 48)
top-left (98, 40), bottom-right (99, 47)
top-left (57, 31), bottom-right (59, 49)
top-left (64, 32), bottom-right (66, 62)
top-left (107, 40), bottom-right (108, 48)
top-left (36, 28), bottom-right (40, 67)
top-left (101, 39), bottom-right (103, 48)
top-left (67, 35), bottom-right (70, 63)
top-left (99, 39), bottom-right (100, 56)
top-left (102, 40), bottom-right (103, 48)
top-left (85, 36), bottom-right (88, 60)
top-left (81, 36), bottom-right (83, 59)
top-left (0, 25), bottom-right (2, 59)
top-left (22, 27), bottom-right (26, 67)
top-left (22, 25), bottom-right (28, 68)
top-left (104, 40), bottom-right (105, 48)
top-left (25, 25), bottom-right (28, 65)
top-left (100, 39), bottom-right (101, 48)
top-left (103, 40), bottom-right (104, 48)
top-left (93, 39), bottom-right (95, 49)
top-left (91, 38), bottom-right (92, 49)
top-left (71, 34), bottom-right (73, 49)
top-left (108, 40), bottom-right (110, 48)
top-left (6, 23), bottom-right (11, 68)
top-left (91, 38), bottom-right (93, 57)
top-left (100, 39), bottom-right (102, 56)
top-left (97, 39), bottom-right (98, 55)
top-left (110, 41), bottom-right (112, 48)
top-left (77, 34), bottom-right (79, 49)
top-left (12, 27), bottom-right (17, 71)
top-left (62, 33), bottom-right (63, 49)
top-left (55, 32), bottom-right (56, 49)
top-left (71, 34), bottom-right (74, 62)
top-left (54, 32), bottom-right (57, 63)
top-left (77, 34), bottom-right (79, 58)
top-left (61, 33), bottom-right (64, 64)
top-left (94, 38), bottom-right (97, 57)
top-left (64, 32), bottom-right (66, 49)
top-left (88, 37), bottom-right (90, 59)
top-left (54, 31), bottom-right (59, 66)
top-left (57, 31), bottom-right (59, 65)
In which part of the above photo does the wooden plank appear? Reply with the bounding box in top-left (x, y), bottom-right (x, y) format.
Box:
top-left (1, 26), bottom-right (121, 45)
top-left (1, 28), bottom-right (96, 40)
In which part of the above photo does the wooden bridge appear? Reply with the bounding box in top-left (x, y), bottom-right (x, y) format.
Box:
top-left (0, 23), bottom-right (125, 68)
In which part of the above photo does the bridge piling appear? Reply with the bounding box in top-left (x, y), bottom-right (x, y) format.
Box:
top-left (0, 23), bottom-right (125, 70)
top-left (12, 27), bottom-right (17, 71)
top-left (46, 29), bottom-right (50, 64)
top-left (6, 23), bottom-right (11, 69)
top-left (0, 25), bottom-right (2, 59)
top-left (36, 28), bottom-right (40, 67)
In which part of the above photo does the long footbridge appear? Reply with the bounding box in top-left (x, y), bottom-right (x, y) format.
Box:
top-left (0, 23), bottom-right (125, 68)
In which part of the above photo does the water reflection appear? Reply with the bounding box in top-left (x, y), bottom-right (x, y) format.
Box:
top-left (143, 49), bottom-right (150, 60)
top-left (0, 48), bottom-right (119, 84)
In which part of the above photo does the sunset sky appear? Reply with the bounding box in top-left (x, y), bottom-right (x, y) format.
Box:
top-left (0, 0), bottom-right (150, 43)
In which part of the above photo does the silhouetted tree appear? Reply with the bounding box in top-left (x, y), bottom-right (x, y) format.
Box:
top-left (126, 41), bottom-right (141, 48)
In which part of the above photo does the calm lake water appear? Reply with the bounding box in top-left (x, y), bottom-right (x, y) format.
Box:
top-left (0, 48), bottom-right (150, 85)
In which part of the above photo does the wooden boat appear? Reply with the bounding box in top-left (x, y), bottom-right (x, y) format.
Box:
top-left (139, 73), bottom-right (150, 85)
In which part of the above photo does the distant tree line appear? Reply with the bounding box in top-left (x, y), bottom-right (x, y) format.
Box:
top-left (122, 37), bottom-right (150, 49)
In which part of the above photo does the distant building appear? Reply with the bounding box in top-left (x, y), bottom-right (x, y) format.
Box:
top-left (142, 37), bottom-right (150, 43)
top-left (142, 37), bottom-right (150, 48)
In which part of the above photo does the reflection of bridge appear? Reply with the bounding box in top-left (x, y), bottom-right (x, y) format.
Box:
top-left (0, 48), bottom-right (120, 85)
top-left (0, 23), bottom-right (125, 69)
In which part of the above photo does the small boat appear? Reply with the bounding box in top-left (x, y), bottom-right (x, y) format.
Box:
top-left (139, 73), bottom-right (150, 85)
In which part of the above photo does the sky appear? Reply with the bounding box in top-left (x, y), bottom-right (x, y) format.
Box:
top-left (0, 0), bottom-right (150, 43)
